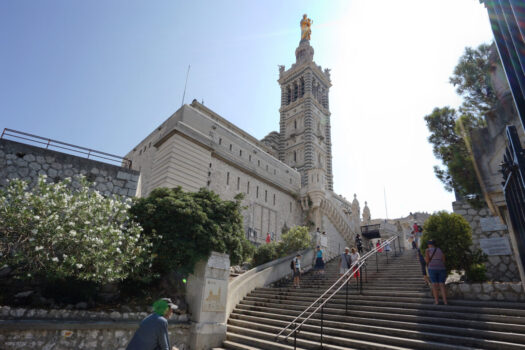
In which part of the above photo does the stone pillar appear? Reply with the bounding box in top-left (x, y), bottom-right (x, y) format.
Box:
top-left (186, 252), bottom-right (230, 350)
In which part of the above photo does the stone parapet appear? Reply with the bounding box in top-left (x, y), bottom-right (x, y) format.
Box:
top-left (0, 139), bottom-right (139, 198)
top-left (0, 320), bottom-right (190, 350)
top-left (447, 282), bottom-right (525, 302)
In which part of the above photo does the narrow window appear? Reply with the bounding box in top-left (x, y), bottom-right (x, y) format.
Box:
top-left (293, 151), bottom-right (297, 162)
top-left (266, 165), bottom-right (268, 171)
top-left (219, 138), bottom-right (222, 145)
top-left (265, 190), bottom-right (268, 202)
top-left (294, 120), bottom-right (297, 129)
top-left (209, 163), bottom-right (212, 168)
top-left (247, 181), bottom-right (250, 194)
top-left (258, 160), bottom-right (260, 167)
top-left (273, 194), bottom-right (276, 206)
top-left (256, 186), bottom-right (259, 198)
top-left (207, 180), bottom-right (211, 187)
top-left (229, 144), bottom-right (232, 151)
top-left (290, 202), bottom-right (292, 212)
top-left (227, 172), bottom-right (230, 185)
top-left (249, 155), bottom-right (252, 162)
top-left (239, 150), bottom-right (242, 157)
top-left (237, 177), bottom-right (240, 190)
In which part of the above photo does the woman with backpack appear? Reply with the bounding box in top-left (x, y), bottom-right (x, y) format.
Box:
top-left (425, 240), bottom-right (448, 305)
top-left (292, 254), bottom-right (301, 288)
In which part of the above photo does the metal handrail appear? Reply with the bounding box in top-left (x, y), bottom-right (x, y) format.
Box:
top-left (275, 234), bottom-right (400, 343)
top-left (1, 128), bottom-right (132, 168)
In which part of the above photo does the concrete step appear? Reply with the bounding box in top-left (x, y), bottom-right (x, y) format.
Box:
top-left (229, 314), bottom-right (525, 349)
top-left (228, 320), bottom-right (485, 350)
top-left (231, 308), bottom-right (525, 344)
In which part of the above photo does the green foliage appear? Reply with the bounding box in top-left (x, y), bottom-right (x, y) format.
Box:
top-left (465, 263), bottom-right (488, 283)
top-left (449, 43), bottom-right (496, 119)
top-left (425, 43), bottom-right (496, 205)
top-left (420, 211), bottom-right (473, 273)
top-left (129, 187), bottom-right (250, 275)
top-left (253, 242), bottom-right (280, 266)
top-left (252, 226), bottom-right (311, 266)
top-left (0, 176), bottom-right (152, 284)
top-left (279, 226), bottom-right (312, 255)
top-left (424, 107), bottom-right (484, 205)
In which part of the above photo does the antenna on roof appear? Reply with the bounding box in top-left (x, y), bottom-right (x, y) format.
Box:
top-left (181, 65), bottom-right (191, 107)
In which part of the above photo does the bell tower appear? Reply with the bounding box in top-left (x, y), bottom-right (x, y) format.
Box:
top-left (278, 14), bottom-right (334, 190)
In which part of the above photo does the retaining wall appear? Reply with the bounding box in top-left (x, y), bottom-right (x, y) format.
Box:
top-left (0, 139), bottom-right (139, 198)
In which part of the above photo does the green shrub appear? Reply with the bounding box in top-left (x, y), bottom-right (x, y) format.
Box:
top-left (279, 226), bottom-right (311, 255)
top-left (253, 242), bottom-right (280, 266)
top-left (465, 263), bottom-right (487, 283)
top-left (129, 187), bottom-right (250, 275)
top-left (420, 211), bottom-right (486, 273)
top-left (0, 176), bottom-right (152, 284)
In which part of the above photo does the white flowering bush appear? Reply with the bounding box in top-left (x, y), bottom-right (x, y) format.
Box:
top-left (0, 175), bottom-right (153, 283)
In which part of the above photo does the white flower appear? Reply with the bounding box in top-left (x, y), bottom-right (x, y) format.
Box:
top-left (51, 257), bottom-right (59, 262)
top-left (34, 216), bottom-right (40, 220)
top-left (76, 263), bottom-right (83, 269)
top-left (35, 246), bottom-right (44, 251)
top-left (116, 248), bottom-right (121, 253)
top-left (31, 229), bottom-right (37, 234)
top-left (70, 230), bottom-right (77, 237)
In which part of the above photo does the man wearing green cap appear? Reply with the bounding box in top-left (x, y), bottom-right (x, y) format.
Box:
top-left (126, 298), bottom-right (178, 350)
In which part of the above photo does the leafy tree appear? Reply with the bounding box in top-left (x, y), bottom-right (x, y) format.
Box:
top-left (129, 187), bottom-right (250, 275)
top-left (0, 176), bottom-right (152, 284)
top-left (279, 226), bottom-right (312, 255)
top-left (252, 226), bottom-right (311, 267)
top-left (425, 43), bottom-right (497, 205)
top-left (253, 242), bottom-right (279, 266)
top-left (420, 211), bottom-right (487, 281)
top-left (424, 107), bottom-right (483, 202)
top-left (449, 43), bottom-right (496, 119)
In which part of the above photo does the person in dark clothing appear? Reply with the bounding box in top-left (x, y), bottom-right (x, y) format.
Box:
top-left (126, 298), bottom-right (178, 350)
top-left (417, 249), bottom-right (431, 287)
top-left (355, 234), bottom-right (363, 253)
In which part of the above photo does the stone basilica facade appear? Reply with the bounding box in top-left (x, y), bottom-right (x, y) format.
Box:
top-left (126, 21), bottom-right (365, 255)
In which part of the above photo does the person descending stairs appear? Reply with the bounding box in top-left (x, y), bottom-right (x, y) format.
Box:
top-left (216, 247), bottom-right (525, 349)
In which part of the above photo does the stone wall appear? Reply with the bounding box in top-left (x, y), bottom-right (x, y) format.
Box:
top-left (447, 282), bottom-right (525, 302)
top-left (0, 139), bottom-right (139, 197)
top-left (0, 306), bottom-right (190, 350)
top-left (453, 200), bottom-right (520, 282)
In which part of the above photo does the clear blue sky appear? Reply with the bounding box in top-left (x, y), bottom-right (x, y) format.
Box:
top-left (0, 1), bottom-right (494, 219)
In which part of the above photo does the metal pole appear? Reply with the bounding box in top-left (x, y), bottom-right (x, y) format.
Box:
top-left (359, 266), bottom-right (363, 294)
top-left (386, 249), bottom-right (389, 264)
top-left (320, 305), bottom-right (324, 349)
top-left (393, 239), bottom-right (397, 257)
top-left (294, 326), bottom-right (297, 350)
top-left (375, 250), bottom-right (379, 272)
top-left (345, 276), bottom-right (349, 315)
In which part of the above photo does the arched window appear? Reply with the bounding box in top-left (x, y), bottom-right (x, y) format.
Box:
top-left (293, 83), bottom-right (298, 101)
top-left (300, 78), bottom-right (305, 98)
top-left (294, 120), bottom-right (297, 129)
top-left (293, 151), bottom-right (297, 162)
top-left (286, 86), bottom-right (291, 105)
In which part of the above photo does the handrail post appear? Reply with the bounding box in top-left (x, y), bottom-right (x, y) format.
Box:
top-left (294, 327), bottom-right (297, 350)
top-left (345, 276), bottom-right (349, 315)
top-left (46, 139), bottom-right (50, 149)
top-left (386, 249), bottom-right (389, 264)
top-left (320, 305), bottom-right (324, 349)
top-left (393, 239), bottom-right (397, 257)
top-left (359, 266), bottom-right (363, 294)
top-left (375, 250), bottom-right (379, 272)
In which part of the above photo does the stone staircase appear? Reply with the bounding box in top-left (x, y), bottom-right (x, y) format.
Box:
top-left (217, 250), bottom-right (525, 349)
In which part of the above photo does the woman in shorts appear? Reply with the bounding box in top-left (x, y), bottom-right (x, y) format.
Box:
top-left (425, 239), bottom-right (448, 305)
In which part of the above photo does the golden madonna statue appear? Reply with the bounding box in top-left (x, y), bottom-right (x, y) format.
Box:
top-left (300, 14), bottom-right (313, 41)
